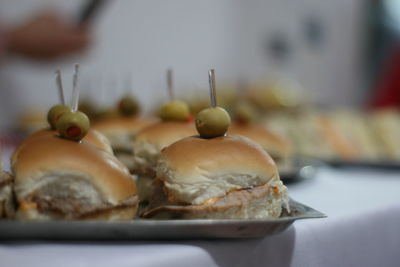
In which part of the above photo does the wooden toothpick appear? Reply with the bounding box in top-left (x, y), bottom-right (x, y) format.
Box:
top-left (167, 68), bottom-right (175, 101)
top-left (71, 64), bottom-right (80, 112)
top-left (55, 70), bottom-right (65, 105)
top-left (126, 72), bottom-right (134, 96)
top-left (208, 69), bottom-right (217, 107)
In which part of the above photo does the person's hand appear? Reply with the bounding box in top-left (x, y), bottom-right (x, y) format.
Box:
top-left (7, 13), bottom-right (90, 60)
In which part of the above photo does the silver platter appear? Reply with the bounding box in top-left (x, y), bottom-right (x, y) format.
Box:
top-left (0, 199), bottom-right (325, 240)
top-left (327, 160), bottom-right (400, 170)
top-left (279, 156), bottom-right (322, 181)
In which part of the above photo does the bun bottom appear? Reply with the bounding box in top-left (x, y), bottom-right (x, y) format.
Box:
top-left (16, 202), bottom-right (137, 221)
top-left (142, 179), bottom-right (289, 219)
top-left (0, 172), bottom-right (15, 219)
top-left (0, 185), bottom-right (15, 218)
top-left (14, 171), bottom-right (138, 221)
top-left (115, 153), bottom-right (135, 172)
top-left (135, 175), bottom-right (154, 202)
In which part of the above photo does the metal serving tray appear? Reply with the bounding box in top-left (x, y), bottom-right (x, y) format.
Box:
top-left (327, 160), bottom-right (400, 170)
top-left (0, 199), bottom-right (325, 240)
top-left (280, 157), bottom-right (322, 181)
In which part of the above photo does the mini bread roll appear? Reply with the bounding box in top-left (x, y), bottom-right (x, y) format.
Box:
top-left (93, 116), bottom-right (157, 152)
top-left (0, 171), bottom-right (14, 218)
top-left (93, 116), bottom-right (158, 171)
top-left (12, 135), bottom-right (138, 220)
top-left (133, 122), bottom-right (197, 176)
top-left (228, 124), bottom-right (292, 158)
top-left (143, 135), bottom-right (289, 219)
top-left (228, 123), bottom-right (293, 171)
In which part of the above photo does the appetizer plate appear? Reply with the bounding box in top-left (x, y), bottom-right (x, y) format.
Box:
top-left (0, 199), bottom-right (325, 240)
top-left (327, 159), bottom-right (400, 171)
top-left (279, 157), bottom-right (323, 181)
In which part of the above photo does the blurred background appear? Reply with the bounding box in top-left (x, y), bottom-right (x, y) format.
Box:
top-left (0, 0), bottom-right (398, 130)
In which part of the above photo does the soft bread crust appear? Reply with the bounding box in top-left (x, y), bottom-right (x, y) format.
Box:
top-left (11, 129), bottom-right (113, 165)
top-left (317, 115), bottom-right (360, 160)
top-left (157, 135), bottom-right (279, 204)
top-left (228, 124), bottom-right (292, 157)
top-left (93, 116), bottom-right (157, 135)
top-left (134, 122), bottom-right (197, 151)
top-left (133, 122), bottom-right (197, 174)
top-left (370, 110), bottom-right (400, 159)
top-left (93, 117), bottom-right (158, 153)
top-left (13, 135), bottom-right (137, 207)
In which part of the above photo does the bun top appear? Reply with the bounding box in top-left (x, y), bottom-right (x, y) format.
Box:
top-left (135, 122), bottom-right (197, 150)
top-left (228, 124), bottom-right (291, 157)
top-left (13, 134), bottom-right (136, 204)
top-left (11, 129), bottom-right (113, 166)
top-left (156, 134), bottom-right (279, 204)
top-left (159, 134), bottom-right (277, 184)
top-left (92, 117), bottom-right (157, 135)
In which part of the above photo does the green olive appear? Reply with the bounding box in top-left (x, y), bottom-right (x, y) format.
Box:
top-left (159, 101), bottom-right (190, 122)
top-left (235, 102), bottom-right (257, 124)
top-left (56, 111), bottom-right (90, 141)
top-left (195, 107), bottom-right (231, 138)
top-left (47, 105), bottom-right (72, 130)
top-left (79, 100), bottom-right (96, 119)
top-left (118, 96), bottom-right (140, 116)
top-left (93, 108), bottom-right (119, 121)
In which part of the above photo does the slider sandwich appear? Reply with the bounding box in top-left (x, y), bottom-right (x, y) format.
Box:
top-left (143, 135), bottom-right (289, 219)
top-left (93, 96), bottom-right (157, 171)
top-left (0, 159), bottom-right (14, 218)
top-left (279, 111), bottom-right (337, 160)
top-left (325, 110), bottom-right (383, 161)
top-left (228, 102), bottom-right (293, 172)
top-left (132, 101), bottom-right (196, 201)
top-left (369, 109), bottom-right (400, 160)
top-left (12, 109), bottom-right (138, 220)
top-left (143, 70), bottom-right (289, 219)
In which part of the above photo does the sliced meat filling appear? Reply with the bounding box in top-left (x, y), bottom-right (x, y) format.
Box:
top-left (30, 195), bottom-right (138, 219)
top-left (142, 180), bottom-right (283, 218)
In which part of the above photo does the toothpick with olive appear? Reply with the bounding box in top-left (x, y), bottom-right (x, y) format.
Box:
top-left (47, 70), bottom-right (72, 129)
top-left (195, 69), bottom-right (231, 138)
top-left (56, 64), bottom-right (90, 141)
top-left (234, 102), bottom-right (257, 124)
top-left (159, 68), bottom-right (190, 122)
top-left (118, 73), bottom-right (140, 116)
top-left (234, 78), bottom-right (257, 124)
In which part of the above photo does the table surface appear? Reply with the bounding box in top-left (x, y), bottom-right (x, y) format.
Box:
top-left (1, 156), bottom-right (400, 267)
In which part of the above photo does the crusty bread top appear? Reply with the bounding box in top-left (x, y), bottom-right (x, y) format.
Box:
top-left (92, 116), bottom-right (157, 135)
top-left (11, 129), bottom-right (113, 167)
top-left (228, 124), bottom-right (291, 157)
top-left (134, 122), bottom-right (197, 150)
top-left (158, 134), bottom-right (278, 185)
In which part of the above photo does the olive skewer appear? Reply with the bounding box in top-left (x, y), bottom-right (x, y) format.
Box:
top-left (167, 68), bottom-right (175, 101)
top-left (56, 64), bottom-right (90, 141)
top-left (47, 70), bottom-right (72, 129)
top-left (195, 69), bottom-right (231, 138)
top-left (159, 68), bottom-right (190, 122)
top-left (56, 69), bottom-right (65, 105)
top-left (71, 64), bottom-right (80, 112)
top-left (118, 72), bottom-right (140, 117)
top-left (234, 78), bottom-right (258, 124)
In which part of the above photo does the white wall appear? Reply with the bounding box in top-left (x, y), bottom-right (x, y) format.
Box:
top-left (0, 0), bottom-right (367, 129)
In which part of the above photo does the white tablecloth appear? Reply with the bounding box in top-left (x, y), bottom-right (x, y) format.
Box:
top-left (1, 167), bottom-right (400, 267)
